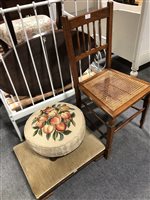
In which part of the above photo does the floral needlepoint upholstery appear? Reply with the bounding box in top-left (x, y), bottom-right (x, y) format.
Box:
top-left (24, 102), bottom-right (86, 157)
top-left (0, 15), bottom-right (56, 47)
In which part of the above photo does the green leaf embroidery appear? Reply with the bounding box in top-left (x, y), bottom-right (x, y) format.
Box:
top-left (59, 132), bottom-right (64, 141)
top-left (71, 112), bottom-right (75, 118)
top-left (33, 126), bottom-right (39, 129)
top-left (58, 111), bottom-right (63, 114)
top-left (46, 120), bottom-right (50, 125)
top-left (66, 120), bottom-right (71, 128)
top-left (38, 129), bottom-right (42, 136)
top-left (53, 131), bottom-right (58, 141)
top-left (46, 134), bottom-right (51, 140)
top-left (71, 119), bottom-right (76, 126)
top-left (63, 130), bottom-right (72, 135)
top-left (32, 118), bottom-right (37, 125)
top-left (33, 129), bottom-right (38, 136)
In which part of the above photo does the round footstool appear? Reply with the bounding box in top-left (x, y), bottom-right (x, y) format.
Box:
top-left (24, 102), bottom-right (86, 157)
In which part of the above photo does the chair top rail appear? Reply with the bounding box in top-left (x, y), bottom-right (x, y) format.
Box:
top-left (68, 7), bottom-right (110, 29)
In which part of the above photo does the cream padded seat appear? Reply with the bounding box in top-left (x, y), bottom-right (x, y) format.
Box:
top-left (0, 15), bottom-right (56, 47)
top-left (24, 102), bottom-right (86, 157)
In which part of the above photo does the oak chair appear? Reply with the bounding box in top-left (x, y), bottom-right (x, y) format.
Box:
top-left (62, 1), bottom-right (150, 158)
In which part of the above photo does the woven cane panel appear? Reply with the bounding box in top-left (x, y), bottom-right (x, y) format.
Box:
top-left (83, 70), bottom-right (149, 111)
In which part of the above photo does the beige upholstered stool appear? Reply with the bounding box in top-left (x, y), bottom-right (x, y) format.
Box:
top-left (24, 102), bottom-right (86, 157)
top-left (0, 15), bottom-right (56, 47)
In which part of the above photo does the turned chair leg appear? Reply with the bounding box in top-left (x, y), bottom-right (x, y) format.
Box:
top-left (75, 87), bottom-right (82, 109)
top-left (140, 94), bottom-right (150, 128)
top-left (104, 118), bottom-right (116, 159)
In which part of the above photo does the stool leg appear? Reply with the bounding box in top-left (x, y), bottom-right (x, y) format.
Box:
top-left (104, 118), bottom-right (115, 159)
top-left (140, 94), bottom-right (150, 128)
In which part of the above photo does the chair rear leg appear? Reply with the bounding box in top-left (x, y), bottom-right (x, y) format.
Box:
top-left (140, 94), bottom-right (150, 128)
top-left (104, 118), bottom-right (115, 159)
top-left (75, 87), bottom-right (82, 108)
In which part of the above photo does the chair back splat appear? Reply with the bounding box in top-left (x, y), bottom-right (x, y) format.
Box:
top-left (62, 1), bottom-right (150, 158)
top-left (62, 2), bottom-right (113, 107)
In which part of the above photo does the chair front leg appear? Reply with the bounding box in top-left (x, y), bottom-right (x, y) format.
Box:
top-left (140, 94), bottom-right (150, 128)
top-left (104, 117), bottom-right (116, 159)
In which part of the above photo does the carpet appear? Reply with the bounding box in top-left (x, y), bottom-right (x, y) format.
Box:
top-left (0, 58), bottom-right (150, 200)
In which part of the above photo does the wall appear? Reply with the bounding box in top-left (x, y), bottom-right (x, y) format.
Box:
top-left (64, 0), bottom-right (97, 15)
top-left (133, 0), bottom-right (150, 68)
top-left (112, 10), bottom-right (140, 62)
top-left (101, 0), bottom-right (149, 71)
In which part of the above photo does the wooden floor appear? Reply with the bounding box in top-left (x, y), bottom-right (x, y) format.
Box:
top-left (14, 128), bottom-right (105, 199)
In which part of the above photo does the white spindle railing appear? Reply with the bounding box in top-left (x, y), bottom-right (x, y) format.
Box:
top-left (0, 0), bottom-right (100, 141)
top-left (17, 4), bottom-right (45, 101)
